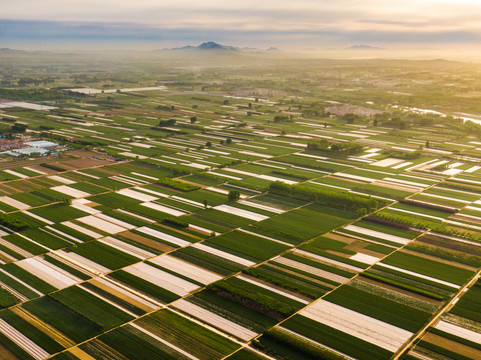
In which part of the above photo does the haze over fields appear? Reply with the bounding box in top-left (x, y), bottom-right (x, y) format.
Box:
top-left (2, 0), bottom-right (481, 59)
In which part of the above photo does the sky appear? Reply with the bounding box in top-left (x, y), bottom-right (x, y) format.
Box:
top-left (2, 0), bottom-right (481, 52)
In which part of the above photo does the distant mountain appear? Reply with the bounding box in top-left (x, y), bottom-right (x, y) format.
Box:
top-left (347, 44), bottom-right (385, 50)
top-left (199, 42), bottom-right (238, 50)
top-left (0, 48), bottom-right (23, 52)
top-left (0, 48), bottom-right (27, 54)
top-left (171, 42), bottom-right (239, 51)
top-left (156, 42), bottom-right (285, 58)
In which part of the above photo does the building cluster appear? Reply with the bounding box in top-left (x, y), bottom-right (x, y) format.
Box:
top-left (0, 140), bottom-right (59, 157)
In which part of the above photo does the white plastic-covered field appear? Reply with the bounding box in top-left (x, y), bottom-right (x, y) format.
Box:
top-left (0, 268), bottom-right (43, 296)
top-left (44, 225), bottom-right (82, 243)
top-left (213, 204), bottom-right (268, 221)
top-left (134, 187), bottom-right (169, 198)
top-left (344, 225), bottom-right (411, 245)
top-left (0, 101), bottom-right (57, 111)
top-left (272, 256), bottom-right (350, 284)
top-left (23, 166), bottom-right (46, 175)
top-left (99, 237), bottom-right (156, 260)
top-left (91, 277), bottom-right (161, 312)
top-left (383, 177), bottom-right (427, 189)
top-left (76, 215), bottom-right (127, 234)
top-left (170, 196), bottom-right (205, 208)
top-left (136, 226), bottom-right (190, 247)
top-left (48, 175), bottom-right (76, 185)
top-left (192, 243), bottom-right (256, 267)
top-left (3, 169), bottom-right (29, 179)
top-left (71, 199), bottom-right (101, 215)
top-left (0, 318), bottom-right (50, 360)
top-left (16, 257), bottom-right (80, 289)
top-left (125, 262), bottom-right (199, 296)
top-left (465, 166), bottom-right (481, 173)
top-left (131, 172), bottom-right (158, 181)
top-left (207, 171), bottom-right (242, 180)
top-left (94, 213), bottom-right (136, 230)
top-left (421, 192), bottom-right (471, 204)
top-left (349, 253), bottom-right (381, 265)
top-left (229, 168), bottom-right (297, 184)
top-left (128, 323), bottom-right (199, 360)
top-left (62, 221), bottom-right (103, 238)
top-left (117, 188), bottom-right (158, 202)
top-left (371, 158), bottom-right (405, 168)
top-left (149, 255), bottom-right (222, 284)
top-left (173, 299), bottom-right (257, 341)
top-left (238, 150), bottom-right (274, 158)
top-left (54, 249), bottom-right (110, 275)
top-left (141, 202), bottom-right (186, 217)
top-left (300, 299), bottom-right (413, 352)
top-left (392, 162), bottom-right (412, 169)
top-left (333, 172), bottom-right (374, 183)
top-left (238, 200), bottom-right (284, 214)
top-left (51, 185), bottom-right (90, 198)
top-left (435, 320), bottom-right (481, 345)
top-left (0, 196), bottom-right (30, 210)
top-left (372, 180), bottom-right (421, 192)
top-left (294, 249), bottom-right (363, 273)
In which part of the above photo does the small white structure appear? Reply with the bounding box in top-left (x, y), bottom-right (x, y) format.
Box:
top-left (7, 147), bottom-right (49, 157)
top-left (25, 140), bottom-right (58, 148)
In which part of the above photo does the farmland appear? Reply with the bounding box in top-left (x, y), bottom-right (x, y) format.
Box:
top-left (0, 51), bottom-right (479, 359)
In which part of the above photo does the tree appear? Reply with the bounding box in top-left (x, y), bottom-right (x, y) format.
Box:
top-left (425, 140), bottom-right (430, 148)
top-left (226, 138), bottom-right (232, 144)
top-left (223, 100), bottom-right (229, 105)
top-left (63, 197), bottom-right (72, 205)
top-left (158, 119), bottom-right (176, 127)
top-left (228, 190), bottom-right (240, 202)
top-left (343, 113), bottom-right (359, 124)
top-left (190, 116), bottom-right (197, 123)
top-left (205, 141), bottom-right (212, 148)
top-left (274, 115), bottom-right (290, 123)
top-left (356, 208), bottom-right (367, 217)
top-left (203, 199), bottom-right (208, 209)
top-left (11, 124), bottom-right (27, 133)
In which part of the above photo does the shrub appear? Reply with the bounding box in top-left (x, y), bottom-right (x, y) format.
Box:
top-left (158, 119), bottom-right (176, 127)
top-left (269, 182), bottom-right (381, 213)
top-left (40, 163), bottom-right (65, 172)
top-left (208, 281), bottom-right (297, 320)
top-left (163, 218), bottom-right (188, 228)
top-left (157, 178), bottom-right (200, 192)
top-left (0, 213), bottom-right (29, 231)
top-left (228, 190), bottom-right (241, 202)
